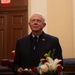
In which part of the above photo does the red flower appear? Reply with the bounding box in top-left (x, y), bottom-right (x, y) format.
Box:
top-left (42, 59), bottom-right (48, 63)
top-left (57, 65), bottom-right (63, 72)
top-left (32, 67), bottom-right (37, 72)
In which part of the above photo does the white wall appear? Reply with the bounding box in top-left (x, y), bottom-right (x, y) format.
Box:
top-left (28, 0), bottom-right (47, 33)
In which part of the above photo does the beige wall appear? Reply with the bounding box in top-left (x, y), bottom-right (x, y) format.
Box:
top-left (73, 0), bottom-right (75, 58)
top-left (28, 0), bottom-right (75, 58)
top-left (47, 0), bottom-right (74, 58)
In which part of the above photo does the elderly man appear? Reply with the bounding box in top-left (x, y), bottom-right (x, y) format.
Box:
top-left (12, 12), bottom-right (63, 75)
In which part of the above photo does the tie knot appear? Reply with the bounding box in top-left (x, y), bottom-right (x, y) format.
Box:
top-left (34, 36), bottom-right (37, 40)
top-left (34, 36), bottom-right (38, 43)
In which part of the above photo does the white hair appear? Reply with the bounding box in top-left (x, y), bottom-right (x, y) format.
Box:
top-left (30, 12), bottom-right (45, 22)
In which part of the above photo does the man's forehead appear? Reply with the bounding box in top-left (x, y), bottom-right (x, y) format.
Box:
top-left (30, 14), bottom-right (43, 20)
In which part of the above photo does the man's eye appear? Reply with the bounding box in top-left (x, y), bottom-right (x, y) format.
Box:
top-left (31, 20), bottom-right (35, 22)
top-left (37, 20), bottom-right (41, 22)
top-left (30, 19), bottom-right (42, 23)
top-left (31, 20), bottom-right (37, 23)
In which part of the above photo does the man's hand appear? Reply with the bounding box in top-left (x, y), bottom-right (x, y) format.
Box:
top-left (17, 67), bottom-right (23, 73)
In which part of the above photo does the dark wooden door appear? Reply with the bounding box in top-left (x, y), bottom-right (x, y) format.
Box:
top-left (0, 0), bottom-right (28, 60)
top-left (0, 12), bottom-right (8, 60)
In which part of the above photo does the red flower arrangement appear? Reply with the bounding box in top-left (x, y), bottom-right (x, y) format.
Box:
top-left (23, 50), bottom-right (63, 75)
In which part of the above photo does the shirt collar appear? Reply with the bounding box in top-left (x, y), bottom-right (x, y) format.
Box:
top-left (32, 34), bottom-right (39, 38)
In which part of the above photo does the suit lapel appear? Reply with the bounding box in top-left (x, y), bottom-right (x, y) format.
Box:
top-left (36, 32), bottom-right (47, 51)
top-left (36, 36), bottom-right (46, 51)
top-left (25, 35), bottom-right (31, 55)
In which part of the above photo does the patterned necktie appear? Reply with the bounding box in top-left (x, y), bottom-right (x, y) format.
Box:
top-left (34, 36), bottom-right (38, 50)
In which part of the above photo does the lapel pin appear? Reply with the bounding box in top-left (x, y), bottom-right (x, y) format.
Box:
top-left (42, 39), bottom-right (45, 41)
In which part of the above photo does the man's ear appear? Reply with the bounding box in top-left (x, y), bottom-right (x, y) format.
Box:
top-left (43, 23), bottom-right (46, 27)
top-left (28, 22), bottom-right (30, 25)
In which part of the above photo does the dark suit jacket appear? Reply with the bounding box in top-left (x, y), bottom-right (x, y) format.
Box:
top-left (12, 32), bottom-right (63, 73)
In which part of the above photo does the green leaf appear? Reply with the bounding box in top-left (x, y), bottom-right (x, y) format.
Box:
top-left (48, 50), bottom-right (51, 57)
top-left (52, 49), bottom-right (55, 58)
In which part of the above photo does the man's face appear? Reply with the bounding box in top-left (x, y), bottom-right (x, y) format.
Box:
top-left (29, 14), bottom-right (46, 32)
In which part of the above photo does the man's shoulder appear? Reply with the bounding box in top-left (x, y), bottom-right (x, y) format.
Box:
top-left (44, 33), bottom-right (59, 43)
top-left (17, 35), bottom-right (30, 41)
top-left (44, 32), bottom-right (58, 40)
